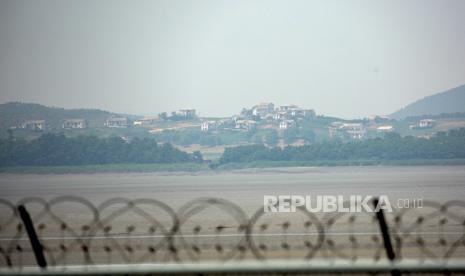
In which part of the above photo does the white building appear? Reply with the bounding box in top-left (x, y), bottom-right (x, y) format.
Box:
top-left (133, 116), bottom-right (157, 127)
top-left (235, 120), bottom-right (256, 131)
top-left (252, 102), bottom-right (275, 117)
top-left (21, 120), bottom-right (45, 131)
top-left (377, 125), bottom-right (394, 133)
top-left (201, 121), bottom-right (216, 132)
top-left (329, 122), bottom-right (367, 140)
top-left (343, 123), bottom-right (367, 139)
top-left (419, 119), bottom-right (435, 128)
top-left (62, 119), bottom-right (87, 129)
top-left (105, 117), bottom-right (129, 128)
top-left (279, 120), bottom-right (294, 130)
top-left (276, 105), bottom-right (315, 119)
top-left (273, 112), bottom-right (286, 120)
top-left (278, 104), bottom-right (299, 112)
top-left (290, 108), bottom-right (315, 118)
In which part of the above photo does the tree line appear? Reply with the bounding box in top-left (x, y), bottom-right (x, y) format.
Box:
top-left (219, 129), bottom-right (465, 164)
top-left (0, 133), bottom-right (202, 166)
top-left (2, 128), bottom-right (465, 167)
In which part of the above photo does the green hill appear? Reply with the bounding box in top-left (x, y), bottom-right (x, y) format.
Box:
top-left (0, 102), bottom-right (120, 129)
top-left (391, 84), bottom-right (465, 119)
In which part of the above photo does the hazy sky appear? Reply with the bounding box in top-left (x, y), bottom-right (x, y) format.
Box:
top-left (1, 0), bottom-right (465, 118)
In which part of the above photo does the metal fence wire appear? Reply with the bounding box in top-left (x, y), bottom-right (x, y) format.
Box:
top-left (0, 196), bottom-right (465, 275)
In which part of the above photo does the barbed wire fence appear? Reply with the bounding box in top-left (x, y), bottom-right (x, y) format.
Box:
top-left (0, 196), bottom-right (465, 274)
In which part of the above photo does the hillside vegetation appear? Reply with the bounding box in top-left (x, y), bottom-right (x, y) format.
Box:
top-left (0, 102), bottom-right (120, 129)
top-left (391, 85), bottom-right (465, 119)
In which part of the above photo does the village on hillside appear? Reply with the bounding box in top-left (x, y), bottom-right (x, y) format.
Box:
top-left (10, 101), bottom-right (465, 158)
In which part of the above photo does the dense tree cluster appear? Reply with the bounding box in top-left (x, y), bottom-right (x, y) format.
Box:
top-left (219, 129), bottom-right (465, 164)
top-left (3, 128), bottom-right (465, 168)
top-left (0, 133), bottom-right (202, 166)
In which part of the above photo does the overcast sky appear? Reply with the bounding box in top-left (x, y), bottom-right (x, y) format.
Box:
top-left (1, 0), bottom-right (464, 118)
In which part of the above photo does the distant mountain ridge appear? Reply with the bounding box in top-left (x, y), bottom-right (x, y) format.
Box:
top-left (0, 102), bottom-right (122, 129)
top-left (390, 84), bottom-right (465, 119)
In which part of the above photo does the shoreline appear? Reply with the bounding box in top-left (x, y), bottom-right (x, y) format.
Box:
top-left (1, 159), bottom-right (465, 174)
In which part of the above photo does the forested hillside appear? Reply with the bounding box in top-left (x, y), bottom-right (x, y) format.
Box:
top-left (0, 102), bottom-right (119, 129)
top-left (391, 85), bottom-right (465, 119)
